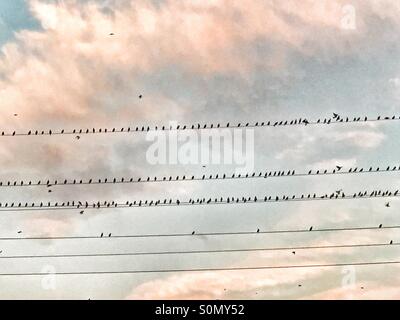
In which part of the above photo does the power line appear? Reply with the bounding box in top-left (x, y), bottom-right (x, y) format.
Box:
top-left (0, 114), bottom-right (399, 138)
top-left (1, 223), bottom-right (399, 241)
top-left (1, 165), bottom-right (398, 189)
top-left (0, 260), bottom-right (399, 276)
top-left (0, 189), bottom-right (397, 212)
top-left (0, 241), bottom-right (397, 259)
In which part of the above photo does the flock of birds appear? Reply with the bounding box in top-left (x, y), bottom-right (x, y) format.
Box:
top-left (0, 188), bottom-right (397, 212)
top-left (0, 165), bottom-right (398, 188)
top-left (7, 106), bottom-right (398, 294)
top-left (4, 34), bottom-right (394, 296)
top-left (3, 113), bottom-right (400, 138)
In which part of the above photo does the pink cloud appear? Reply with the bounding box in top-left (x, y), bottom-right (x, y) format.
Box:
top-left (126, 268), bottom-right (321, 300)
top-left (1, 0), bottom-right (397, 131)
top-left (306, 281), bottom-right (400, 299)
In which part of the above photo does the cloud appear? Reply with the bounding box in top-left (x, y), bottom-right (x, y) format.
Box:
top-left (275, 127), bottom-right (385, 163)
top-left (1, 0), bottom-right (398, 130)
top-left (389, 78), bottom-right (400, 87)
top-left (125, 242), bottom-right (371, 300)
top-left (306, 280), bottom-right (400, 299)
top-left (23, 215), bottom-right (75, 237)
top-left (334, 130), bottom-right (385, 149)
top-left (0, 0), bottom-right (399, 299)
top-left (310, 158), bottom-right (357, 170)
top-left (126, 268), bottom-right (321, 300)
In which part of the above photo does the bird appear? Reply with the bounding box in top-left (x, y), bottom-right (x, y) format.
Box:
top-left (385, 202), bottom-right (390, 207)
top-left (336, 165), bottom-right (343, 171)
top-left (108, 233), bottom-right (112, 237)
top-left (79, 210), bottom-right (84, 214)
top-left (298, 284), bottom-right (302, 287)
top-left (100, 233), bottom-right (103, 238)
top-left (139, 94), bottom-right (143, 99)
top-left (379, 224), bottom-right (383, 228)
top-left (309, 226), bottom-right (313, 231)
top-left (333, 113), bottom-right (339, 119)
top-left (76, 136), bottom-right (81, 140)
top-left (109, 32), bottom-right (114, 36)
top-left (192, 231), bottom-right (195, 235)
top-left (48, 190), bottom-right (52, 193)
top-left (17, 231), bottom-right (22, 234)
top-left (257, 228), bottom-right (260, 233)
top-left (13, 114), bottom-right (18, 117)
top-left (292, 251), bottom-right (296, 255)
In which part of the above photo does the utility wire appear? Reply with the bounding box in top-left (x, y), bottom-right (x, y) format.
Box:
top-left (0, 189), bottom-right (397, 212)
top-left (0, 223), bottom-right (398, 241)
top-left (0, 241), bottom-right (397, 259)
top-left (1, 165), bottom-right (398, 189)
top-left (0, 260), bottom-right (399, 276)
top-left (0, 114), bottom-right (398, 137)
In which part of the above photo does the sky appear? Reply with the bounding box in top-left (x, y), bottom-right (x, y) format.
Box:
top-left (0, 0), bottom-right (399, 299)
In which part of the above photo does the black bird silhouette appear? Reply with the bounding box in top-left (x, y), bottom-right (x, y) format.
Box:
top-left (379, 224), bottom-right (383, 228)
top-left (80, 210), bottom-right (84, 214)
top-left (192, 231), bottom-right (195, 235)
top-left (108, 233), bottom-right (112, 237)
top-left (309, 226), bottom-right (313, 231)
top-left (333, 113), bottom-right (339, 119)
top-left (390, 240), bottom-right (393, 245)
top-left (336, 166), bottom-right (343, 171)
top-left (109, 33), bottom-right (114, 36)
top-left (17, 231), bottom-right (22, 234)
top-left (257, 228), bottom-right (260, 233)
top-left (139, 94), bottom-right (143, 99)
top-left (100, 233), bottom-right (103, 238)
top-left (292, 251), bottom-right (296, 255)
top-left (385, 202), bottom-right (390, 207)
top-left (76, 136), bottom-right (81, 140)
